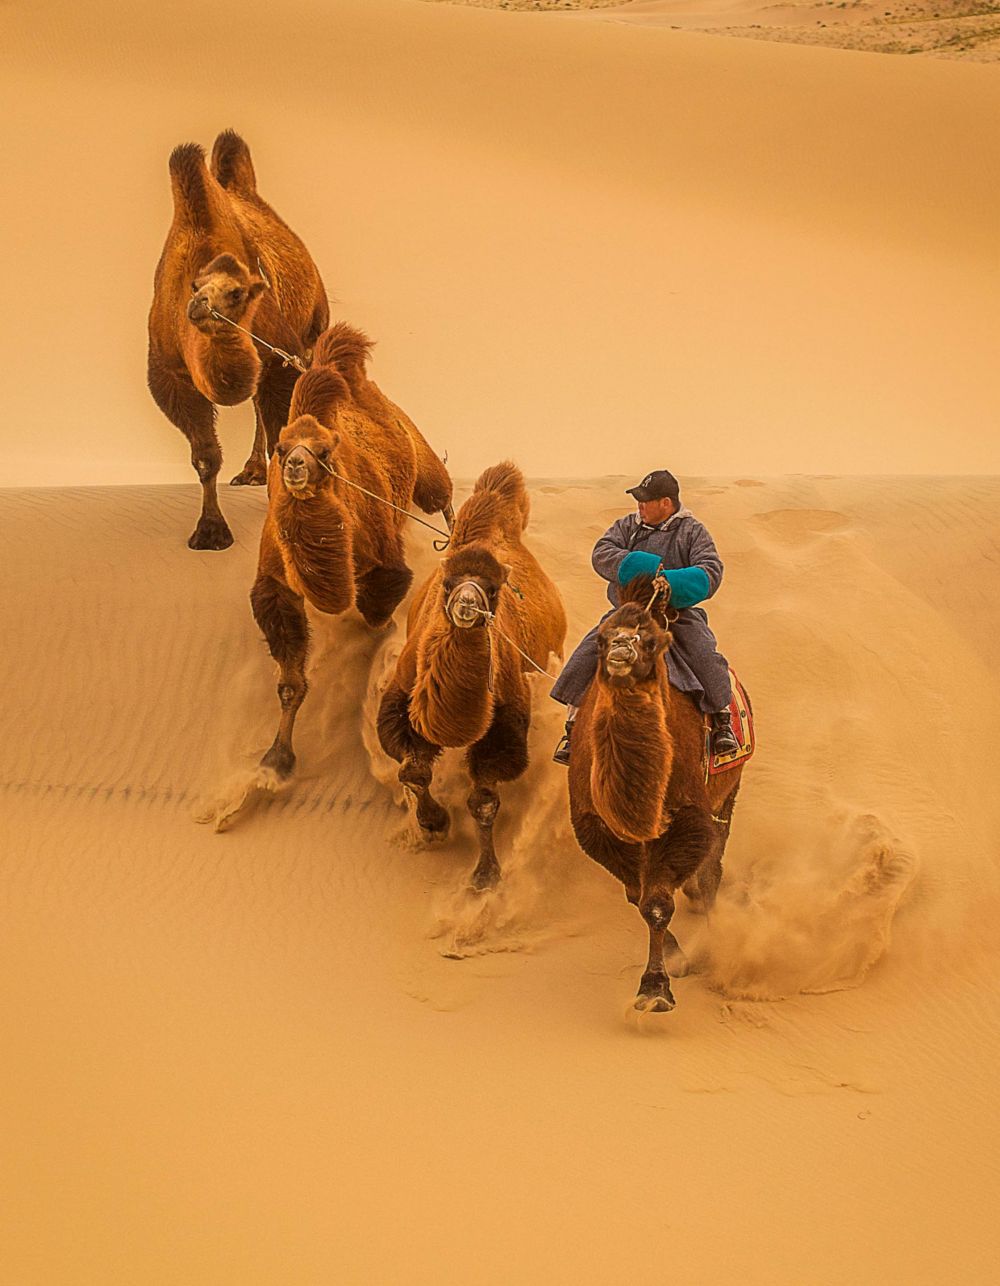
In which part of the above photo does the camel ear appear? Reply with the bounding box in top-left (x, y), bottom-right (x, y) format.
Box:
top-left (247, 276), bottom-right (268, 301)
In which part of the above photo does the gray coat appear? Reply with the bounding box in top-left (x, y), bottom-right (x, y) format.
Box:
top-left (551, 506), bottom-right (732, 713)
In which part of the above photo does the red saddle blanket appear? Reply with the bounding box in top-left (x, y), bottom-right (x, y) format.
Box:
top-left (706, 669), bottom-right (755, 777)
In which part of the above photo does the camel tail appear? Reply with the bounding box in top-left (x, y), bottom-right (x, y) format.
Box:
top-left (289, 367), bottom-right (350, 423)
top-left (313, 323), bottom-right (374, 393)
top-left (210, 130), bottom-right (258, 195)
top-left (168, 143), bottom-right (215, 230)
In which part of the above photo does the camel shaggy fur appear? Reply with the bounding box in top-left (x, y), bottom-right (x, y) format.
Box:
top-left (377, 462), bottom-right (566, 890)
top-left (568, 574), bottom-right (745, 1013)
top-left (250, 324), bottom-right (454, 785)
top-left (147, 130), bottom-right (329, 549)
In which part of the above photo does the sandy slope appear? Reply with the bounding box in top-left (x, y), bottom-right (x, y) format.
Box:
top-left (2, 0), bottom-right (999, 491)
top-left (2, 477), bottom-right (999, 1284)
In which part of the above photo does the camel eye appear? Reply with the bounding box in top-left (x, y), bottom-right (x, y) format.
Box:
top-left (190, 281), bottom-right (198, 292)
top-left (228, 288), bottom-right (243, 304)
top-left (317, 447), bottom-right (330, 460)
top-left (276, 444), bottom-right (288, 459)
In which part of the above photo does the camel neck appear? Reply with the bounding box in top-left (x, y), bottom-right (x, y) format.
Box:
top-left (186, 318), bottom-right (261, 406)
top-left (589, 670), bottom-right (674, 843)
top-left (410, 621), bottom-right (494, 749)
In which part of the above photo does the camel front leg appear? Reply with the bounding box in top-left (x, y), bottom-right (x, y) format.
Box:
top-left (250, 572), bottom-right (310, 782)
top-left (465, 699), bottom-right (530, 892)
top-left (230, 402), bottom-right (269, 486)
top-left (636, 888), bottom-right (678, 1013)
top-left (466, 784), bottom-right (501, 891)
top-left (376, 681), bottom-right (448, 839)
top-left (400, 755), bottom-right (451, 841)
top-left (148, 362), bottom-right (233, 549)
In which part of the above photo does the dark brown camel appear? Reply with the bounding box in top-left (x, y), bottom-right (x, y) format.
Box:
top-left (147, 130), bottom-right (329, 549)
top-left (377, 462), bottom-right (566, 890)
top-left (248, 325), bottom-right (453, 792)
top-left (568, 574), bottom-right (746, 1012)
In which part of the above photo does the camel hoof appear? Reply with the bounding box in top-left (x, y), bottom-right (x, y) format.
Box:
top-left (469, 862), bottom-right (500, 893)
top-left (188, 516), bottom-right (234, 551)
top-left (634, 993), bottom-right (676, 1014)
top-left (230, 464), bottom-right (267, 486)
top-left (636, 971), bottom-right (676, 1013)
top-left (261, 744), bottom-right (295, 781)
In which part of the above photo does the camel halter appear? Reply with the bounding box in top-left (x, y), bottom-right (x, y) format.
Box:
top-left (445, 580), bottom-right (558, 693)
top-left (286, 445), bottom-right (453, 550)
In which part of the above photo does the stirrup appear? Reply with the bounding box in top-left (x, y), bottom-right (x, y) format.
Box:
top-left (552, 723), bottom-right (573, 766)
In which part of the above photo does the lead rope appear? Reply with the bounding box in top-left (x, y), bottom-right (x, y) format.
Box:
top-left (446, 581), bottom-right (559, 689)
top-left (208, 306), bottom-right (309, 374)
top-left (290, 445), bottom-right (453, 548)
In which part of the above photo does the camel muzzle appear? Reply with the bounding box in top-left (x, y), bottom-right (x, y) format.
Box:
top-left (446, 581), bottom-right (490, 629)
top-left (283, 454), bottom-right (312, 493)
top-left (605, 633), bottom-right (639, 675)
top-left (187, 296), bottom-right (212, 323)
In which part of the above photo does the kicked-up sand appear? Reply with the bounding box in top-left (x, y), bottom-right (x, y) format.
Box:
top-left (2, 476), bottom-right (999, 1283)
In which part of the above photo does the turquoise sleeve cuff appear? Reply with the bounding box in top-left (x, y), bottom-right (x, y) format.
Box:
top-left (617, 550), bottom-right (662, 585)
top-left (661, 566), bottom-right (711, 608)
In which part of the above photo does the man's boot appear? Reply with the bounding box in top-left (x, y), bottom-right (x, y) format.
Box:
top-left (710, 709), bottom-right (739, 757)
top-left (552, 719), bottom-right (574, 766)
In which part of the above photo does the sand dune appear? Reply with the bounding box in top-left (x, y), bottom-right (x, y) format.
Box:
top-left (4, 0), bottom-right (999, 1278)
top-left (3, 477), bottom-right (999, 1282)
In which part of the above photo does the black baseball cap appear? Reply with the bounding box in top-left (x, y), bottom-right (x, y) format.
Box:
top-left (625, 470), bottom-right (680, 503)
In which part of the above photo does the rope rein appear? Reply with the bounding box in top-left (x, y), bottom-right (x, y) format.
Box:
top-left (208, 307), bottom-right (309, 374)
top-left (290, 446), bottom-right (453, 549)
top-left (445, 580), bottom-right (559, 690)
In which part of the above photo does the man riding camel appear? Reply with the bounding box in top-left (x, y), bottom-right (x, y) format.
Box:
top-left (551, 468), bottom-right (740, 765)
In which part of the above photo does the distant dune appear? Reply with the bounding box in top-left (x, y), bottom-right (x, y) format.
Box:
top-left (428, 0), bottom-right (1000, 61)
top-left (2, 477), bottom-right (999, 1282)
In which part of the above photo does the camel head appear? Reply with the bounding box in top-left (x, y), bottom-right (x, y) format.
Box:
top-left (441, 546), bottom-right (511, 630)
top-left (598, 594), bottom-right (669, 687)
top-left (275, 414), bottom-right (339, 500)
top-left (186, 253), bottom-right (267, 331)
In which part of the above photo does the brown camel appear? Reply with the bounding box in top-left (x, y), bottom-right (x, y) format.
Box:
top-left (377, 462), bottom-right (566, 890)
top-left (147, 130), bottom-right (330, 549)
top-left (568, 574), bottom-right (746, 1013)
top-left (249, 324), bottom-right (454, 786)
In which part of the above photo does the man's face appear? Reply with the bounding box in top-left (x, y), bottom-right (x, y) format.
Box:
top-left (636, 495), bottom-right (676, 525)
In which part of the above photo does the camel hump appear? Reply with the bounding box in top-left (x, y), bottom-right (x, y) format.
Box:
top-left (452, 460), bottom-right (530, 546)
top-left (210, 130), bottom-right (257, 195)
top-left (473, 461), bottom-right (530, 531)
top-left (168, 142), bottom-right (215, 229)
top-left (289, 366), bottom-right (351, 422)
top-left (313, 323), bottom-right (374, 392)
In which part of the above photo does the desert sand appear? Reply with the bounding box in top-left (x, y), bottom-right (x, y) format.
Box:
top-left (3, 0), bottom-right (1000, 1282)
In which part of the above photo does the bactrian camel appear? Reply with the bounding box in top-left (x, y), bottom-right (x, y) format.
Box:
top-left (250, 323), bottom-right (453, 786)
top-left (377, 462), bottom-right (566, 891)
top-left (568, 573), bottom-right (746, 1013)
top-left (147, 130), bottom-right (329, 549)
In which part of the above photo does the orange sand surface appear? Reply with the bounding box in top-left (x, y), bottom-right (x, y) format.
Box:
top-left (2, 477), bottom-right (1000, 1283)
top-left (3, 0), bottom-right (999, 1280)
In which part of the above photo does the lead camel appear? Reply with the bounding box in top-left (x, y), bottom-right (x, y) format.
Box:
top-left (568, 574), bottom-right (746, 1013)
